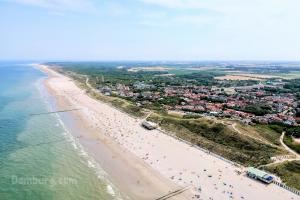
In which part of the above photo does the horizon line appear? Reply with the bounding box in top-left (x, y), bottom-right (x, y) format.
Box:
top-left (1, 59), bottom-right (300, 63)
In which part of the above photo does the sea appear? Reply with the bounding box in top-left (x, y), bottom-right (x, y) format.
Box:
top-left (0, 62), bottom-right (123, 200)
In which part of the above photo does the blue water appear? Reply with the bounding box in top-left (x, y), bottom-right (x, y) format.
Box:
top-left (0, 63), bottom-right (122, 200)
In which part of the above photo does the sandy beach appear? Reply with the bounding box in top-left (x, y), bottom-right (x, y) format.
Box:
top-left (35, 64), bottom-right (299, 200)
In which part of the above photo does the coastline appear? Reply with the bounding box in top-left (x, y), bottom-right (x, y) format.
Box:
top-left (34, 64), bottom-right (190, 200)
top-left (36, 74), bottom-right (124, 199)
top-left (33, 63), bottom-right (299, 200)
top-left (0, 64), bottom-right (124, 200)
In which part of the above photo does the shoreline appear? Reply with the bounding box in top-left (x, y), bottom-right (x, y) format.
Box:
top-left (33, 63), bottom-right (299, 200)
top-left (36, 75), bottom-right (125, 199)
top-left (34, 64), bottom-right (190, 200)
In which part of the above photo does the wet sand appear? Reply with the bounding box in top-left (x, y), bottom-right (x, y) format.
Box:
top-left (35, 64), bottom-right (191, 200)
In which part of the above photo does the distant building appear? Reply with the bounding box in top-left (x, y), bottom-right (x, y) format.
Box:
top-left (141, 91), bottom-right (153, 98)
top-left (101, 86), bottom-right (112, 96)
top-left (133, 81), bottom-right (154, 90)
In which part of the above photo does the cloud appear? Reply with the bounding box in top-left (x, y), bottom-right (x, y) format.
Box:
top-left (103, 2), bottom-right (130, 16)
top-left (140, 0), bottom-right (205, 9)
top-left (139, 14), bottom-right (217, 28)
top-left (140, 11), bottom-right (167, 19)
top-left (8, 0), bottom-right (95, 12)
top-left (174, 14), bottom-right (217, 25)
top-left (138, 0), bottom-right (300, 56)
top-left (138, 0), bottom-right (300, 30)
top-left (140, 0), bottom-right (299, 15)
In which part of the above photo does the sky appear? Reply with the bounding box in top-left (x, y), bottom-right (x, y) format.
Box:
top-left (0, 0), bottom-right (300, 61)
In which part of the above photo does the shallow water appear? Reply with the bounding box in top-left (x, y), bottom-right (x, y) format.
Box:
top-left (0, 62), bottom-right (122, 200)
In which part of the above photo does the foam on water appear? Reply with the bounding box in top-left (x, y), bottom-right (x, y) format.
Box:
top-left (54, 113), bottom-right (123, 199)
top-left (0, 63), bottom-right (126, 200)
top-left (37, 71), bottom-right (124, 200)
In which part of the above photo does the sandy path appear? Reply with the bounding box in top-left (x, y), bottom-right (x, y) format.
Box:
top-left (35, 64), bottom-right (299, 200)
top-left (280, 132), bottom-right (300, 158)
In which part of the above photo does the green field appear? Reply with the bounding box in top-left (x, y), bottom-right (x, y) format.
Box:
top-left (255, 125), bottom-right (283, 145)
top-left (283, 135), bottom-right (300, 154)
top-left (148, 114), bottom-right (282, 166)
top-left (272, 71), bottom-right (300, 79)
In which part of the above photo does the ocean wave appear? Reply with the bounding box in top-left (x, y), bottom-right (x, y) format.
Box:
top-left (55, 115), bottom-right (123, 199)
top-left (36, 77), bottom-right (124, 200)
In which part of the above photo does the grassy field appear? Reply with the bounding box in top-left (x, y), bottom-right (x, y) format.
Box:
top-left (283, 135), bottom-right (300, 154)
top-left (265, 161), bottom-right (300, 190)
top-left (148, 114), bottom-right (282, 166)
top-left (255, 125), bottom-right (283, 145)
top-left (234, 123), bottom-right (283, 146)
top-left (272, 71), bottom-right (300, 79)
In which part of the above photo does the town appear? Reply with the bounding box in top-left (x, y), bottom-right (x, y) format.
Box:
top-left (99, 78), bottom-right (299, 126)
top-left (48, 62), bottom-right (300, 193)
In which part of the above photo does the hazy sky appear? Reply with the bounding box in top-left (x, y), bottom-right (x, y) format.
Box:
top-left (1, 0), bottom-right (300, 61)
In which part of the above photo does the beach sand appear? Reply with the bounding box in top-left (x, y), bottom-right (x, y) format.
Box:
top-left (35, 64), bottom-right (299, 200)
